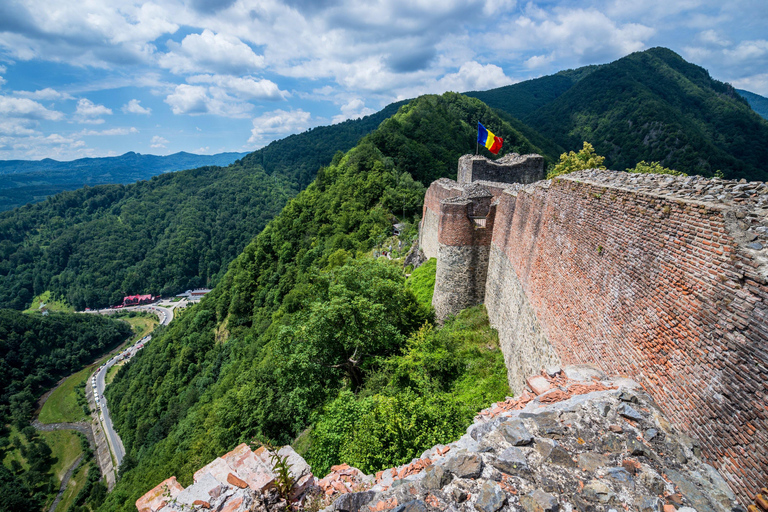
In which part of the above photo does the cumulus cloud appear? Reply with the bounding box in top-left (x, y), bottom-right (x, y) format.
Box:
top-left (435, 61), bottom-right (514, 91)
top-left (159, 30), bottom-right (265, 75)
top-left (0, 95), bottom-right (64, 120)
top-left (332, 98), bottom-right (375, 123)
top-left (248, 109), bottom-right (312, 146)
top-left (165, 84), bottom-right (253, 117)
top-left (150, 135), bottom-right (168, 148)
top-left (187, 75), bottom-right (289, 101)
top-left (495, 8), bottom-right (655, 64)
top-left (15, 88), bottom-right (74, 101)
top-left (74, 98), bottom-right (112, 124)
top-left (122, 99), bottom-right (152, 115)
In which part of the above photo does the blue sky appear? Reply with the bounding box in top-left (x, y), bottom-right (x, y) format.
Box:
top-left (0, 0), bottom-right (766, 160)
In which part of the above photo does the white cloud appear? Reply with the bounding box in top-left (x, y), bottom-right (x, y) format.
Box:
top-left (332, 98), bottom-right (375, 124)
top-left (730, 73), bottom-right (768, 96)
top-left (150, 135), bottom-right (168, 148)
top-left (435, 61), bottom-right (514, 91)
top-left (15, 88), bottom-right (73, 101)
top-left (698, 29), bottom-right (731, 47)
top-left (80, 127), bottom-right (139, 136)
top-left (0, 95), bottom-right (64, 120)
top-left (187, 75), bottom-right (289, 101)
top-left (122, 99), bottom-right (152, 115)
top-left (159, 30), bottom-right (265, 75)
top-left (724, 39), bottom-right (768, 62)
top-left (496, 8), bottom-right (655, 64)
top-left (164, 84), bottom-right (254, 117)
top-left (0, 119), bottom-right (38, 137)
top-left (0, 76), bottom-right (5, 87)
top-left (74, 98), bottom-right (112, 124)
top-left (248, 109), bottom-right (312, 146)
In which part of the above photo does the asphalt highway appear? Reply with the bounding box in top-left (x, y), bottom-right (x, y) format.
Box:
top-left (91, 304), bottom-right (173, 467)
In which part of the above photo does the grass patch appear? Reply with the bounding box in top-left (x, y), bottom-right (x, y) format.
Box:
top-left (57, 461), bottom-right (89, 512)
top-left (38, 366), bottom-right (91, 424)
top-left (105, 360), bottom-right (127, 385)
top-left (2, 425), bottom-right (31, 472)
top-left (40, 430), bottom-right (81, 483)
top-left (406, 258), bottom-right (436, 309)
top-left (23, 290), bottom-right (74, 314)
top-left (118, 314), bottom-right (158, 343)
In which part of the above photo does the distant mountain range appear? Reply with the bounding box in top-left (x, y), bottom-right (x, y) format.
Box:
top-left (0, 151), bottom-right (248, 211)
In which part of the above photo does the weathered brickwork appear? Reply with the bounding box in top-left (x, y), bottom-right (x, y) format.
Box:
top-left (485, 171), bottom-right (767, 504)
top-left (458, 153), bottom-right (545, 185)
top-left (485, 243), bottom-right (561, 394)
top-left (419, 178), bottom-right (465, 259)
top-left (432, 195), bottom-right (496, 321)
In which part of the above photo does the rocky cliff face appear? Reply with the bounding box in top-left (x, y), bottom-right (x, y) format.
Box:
top-left (137, 366), bottom-right (741, 512)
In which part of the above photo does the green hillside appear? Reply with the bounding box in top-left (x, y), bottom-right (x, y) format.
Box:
top-left (472, 48), bottom-right (768, 180)
top-left (0, 103), bottom-right (407, 312)
top-left (466, 65), bottom-right (599, 120)
top-left (96, 93), bottom-right (540, 511)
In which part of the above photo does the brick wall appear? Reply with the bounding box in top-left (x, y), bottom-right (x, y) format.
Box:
top-left (432, 198), bottom-right (496, 321)
top-left (485, 171), bottom-right (768, 504)
top-left (420, 178), bottom-right (465, 259)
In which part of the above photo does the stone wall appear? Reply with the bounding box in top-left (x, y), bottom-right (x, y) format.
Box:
top-left (458, 154), bottom-right (545, 185)
top-left (484, 170), bottom-right (768, 504)
top-left (432, 196), bottom-right (495, 322)
top-left (484, 244), bottom-right (561, 395)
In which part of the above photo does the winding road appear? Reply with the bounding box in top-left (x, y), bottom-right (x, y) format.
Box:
top-left (91, 305), bottom-right (173, 466)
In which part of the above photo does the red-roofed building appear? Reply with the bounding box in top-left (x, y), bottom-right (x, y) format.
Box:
top-left (122, 294), bottom-right (155, 306)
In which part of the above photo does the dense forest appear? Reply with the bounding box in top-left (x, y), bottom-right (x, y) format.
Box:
top-left (96, 93), bottom-right (539, 511)
top-left (0, 102), bottom-right (413, 313)
top-left (0, 309), bottom-right (131, 510)
top-left (0, 309), bottom-right (131, 427)
top-left (471, 47), bottom-right (768, 180)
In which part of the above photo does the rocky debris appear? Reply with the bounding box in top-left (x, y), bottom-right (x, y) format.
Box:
top-left (403, 240), bottom-right (426, 270)
top-left (136, 444), bottom-right (314, 512)
top-left (316, 365), bottom-right (739, 512)
top-left (137, 366), bottom-right (741, 512)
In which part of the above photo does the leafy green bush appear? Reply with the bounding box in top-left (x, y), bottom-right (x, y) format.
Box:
top-left (547, 141), bottom-right (606, 179)
top-left (626, 161), bottom-right (687, 176)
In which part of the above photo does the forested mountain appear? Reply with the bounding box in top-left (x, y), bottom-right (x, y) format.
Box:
top-left (471, 47), bottom-right (768, 180)
top-left (96, 93), bottom-right (544, 511)
top-left (0, 103), bottom-right (409, 312)
top-left (738, 89), bottom-right (768, 120)
top-left (0, 151), bottom-right (248, 212)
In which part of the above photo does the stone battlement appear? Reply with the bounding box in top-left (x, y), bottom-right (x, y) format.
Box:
top-left (458, 153), bottom-right (545, 185)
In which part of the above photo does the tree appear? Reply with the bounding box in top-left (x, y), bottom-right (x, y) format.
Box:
top-left (626, 160), bottom-right (687, 176)
top-left (547, 141), bottom-right (606, 178)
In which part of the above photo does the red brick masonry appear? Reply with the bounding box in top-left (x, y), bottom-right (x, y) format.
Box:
top-left (487, 171), bottom-right (767, 503)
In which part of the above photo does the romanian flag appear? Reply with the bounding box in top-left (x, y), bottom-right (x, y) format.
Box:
top-left (477, 123), bottom-right (503, 155)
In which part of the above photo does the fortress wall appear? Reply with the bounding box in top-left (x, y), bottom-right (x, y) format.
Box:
top-left (420, 178), bottom-right (464, 260)
top-left (485, 173), bottom-right (768, 503)
top-left (432, 200), bottom-right (495, 321)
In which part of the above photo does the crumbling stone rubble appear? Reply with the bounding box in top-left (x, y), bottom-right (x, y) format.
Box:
top-left (137, 365), bottom-right (741, 512)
